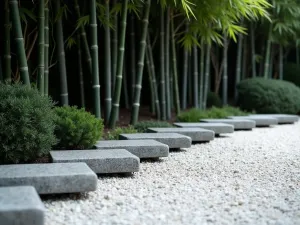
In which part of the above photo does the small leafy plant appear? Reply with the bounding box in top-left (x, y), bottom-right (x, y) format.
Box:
top-left (54, 106), bottom-right (104, 149)
top-left (107, 126), bottom-right (137, 140)
top-left (134, 120), bottom-right (173, 133)
top-left (177, 106), bottom-right (249, 122)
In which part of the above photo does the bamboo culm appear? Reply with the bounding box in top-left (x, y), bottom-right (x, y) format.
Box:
top-left (4, 0), bottom-right (11, 83)
top-left (130, 14), bottom-right (136, 103)
top-left (74, 0), bottom-right (92, 74)
top-left (160, 7), bottom-right (166, 120)
top-left (170, 13), bottom-right (180, 115)
top-left (147, 34), bottom-right (161, 119)
top-left (123, 63), bottom-right (129, 109)
top-left (199, 42), bottom-right (205, 109)
top-left (263, 26), bottom-right (272, 79)
top-left (104, 0), bottom-right (112, 123)
top-left (90, 0), bottom-right (101, 117)
top-left (77, 33), bottom-right (85, 107)
top-left (112, 0), bottom-right (118, 90)
top-left (193, 42), bottom-right (199, 107)
top-left (44, 6), bottom-right (49, 96)
top-left (235, 33), bottom-right (243, 101)
top-left (9, 0), bottom-right (30, 86)
top-left (203, 44), bottom-right (211, 109)
top-left (108, 0), bottom-right (129, 128)
top-left (250, 22), bottom-right (256, 77)
top-left (222, 35), bottom-right (228, 105)
top-left (130, 0), bottom-right (151, 125)
top-left (279, 45), bottom-right (283, 80)
top-left (54, 0), bottom-right (68, 105)
top-left (37, 0), bottom-right (45, 94)
top-left (181, 22), bottom-right (189, 109)
top-left (165, 7), bottom-right (171, 119)
top-left (145, 45), bottom-right (156, 115)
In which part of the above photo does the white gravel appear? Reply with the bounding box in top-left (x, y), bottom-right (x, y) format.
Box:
top-left (44, 122), bottom-right (300, 225)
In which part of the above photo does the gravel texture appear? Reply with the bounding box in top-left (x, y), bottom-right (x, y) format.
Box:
top-left (44, 122), bottom-right (300, 225)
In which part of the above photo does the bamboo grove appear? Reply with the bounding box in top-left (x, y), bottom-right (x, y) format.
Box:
top-left (1, 0), bottom-right (300, 128)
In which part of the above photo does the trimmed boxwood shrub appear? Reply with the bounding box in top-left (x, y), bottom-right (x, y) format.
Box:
top-left (107, 126), bottom-right (137, 140)
top-left (54, 106), bottom-right (104, 149)
top-left (237, 78), bottom-right (300, 114)
top-left (283, 63), bottom-right (300, 87)
top-left (206, 92), bottom-right (222, 108)
top-left (134, 120), bottom-right (173, 133)
top-left (0, 84), bottom-right (57, 164)
top-left (177, 106), bottom-right (248, 122)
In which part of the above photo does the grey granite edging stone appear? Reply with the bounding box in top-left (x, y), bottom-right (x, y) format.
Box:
top-left (146, 127), bottom-right (215, 142)
top-left (50, 149), bottom-right (140, 174)
top-left (119, 133), bottom-right (192, 149)
top-left (173, 122), bottom-right (234, 135)
top-left (228, 115), bottom-right (278, 127)
top-left (250, 114), bottom-right (299, 124)
top-left (200, 118), bottom-right (256, 130)
top-left (0, 163), bottom-right (97, 194)
top-left (0, 186), bottom-right (45, 225)
top-left (94, 140), bottom-right (169, 158)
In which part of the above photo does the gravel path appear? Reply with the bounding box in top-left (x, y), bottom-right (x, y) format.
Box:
top-left (44, 122), bottom-right (300, 225)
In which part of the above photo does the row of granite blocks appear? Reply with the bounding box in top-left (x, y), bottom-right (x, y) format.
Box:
top-left (0, 114), bottom-right (299, 225)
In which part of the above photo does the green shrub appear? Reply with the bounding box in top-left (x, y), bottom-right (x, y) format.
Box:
top-left (206, 92), bottom-right (222, 108)
top-left (134, 120), bottom-right (173, 133)
top-left (54, 106), bottom-right (103, 149)
top-left (222, 105), bottom-right (250, 116)
top-left (107, 126), bottom-right (137, 140)
top-left (237, 78), bottom-right (300, 114)
top-left (283, 63), bottom-right (300, 87)
top-left (177, 106), bottom-right (248, 122)
top-left (0, 84), bottom-right (57, 164)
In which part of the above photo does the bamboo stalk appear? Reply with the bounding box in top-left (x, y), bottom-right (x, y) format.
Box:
top-left (108, 0), bottom-right (129, 128)
top-left (130, 14), bottom-right (136, 102)
top-left (37, 0), bottom-right (45, 94)
top-left (160, 7), bottom-right (166, 120)
top-left (77, 33), bottom-right (85, 108)
top-left (165, 7), bottom-right (171, 119)
top-left (90, 0), bottom-right (101, 117)
top-left (242, 35), bottom-right (248, 79)
top-left (235, 33), bottom-right (243, 101)
top-left (4, 0), bottom-right (11, 83)
top-left (279, 45), bottom-right (283, 80)
top-left (130, 0), bottom-right (151, 125)
top-left (123, 63), bottom-right (129, 109)
top-left (44, 6), bottom-right (49, 95)
top-left (193, 42), bottom-right (199, 107)
top-left (104, 0), bottom-right (112, 123)
top-left (9, 0), bottom-right (30, 86)
top-left (74, 0), bottom-right (92, 74)
top-left (222, 35), bottom-right (228, 105)
top-left (263, 26), bottom-right (272, 79)
top-left (170, 13), bottom-right (180, 115)
top-left (181, 21), bottom-right (189, 109)
top-left (269, 45), bottom-right (274, 78)
top-left (250, 22), bottom-right (256, 77)
top-left (199, 41), bottom-right (205, 109)
top-left (112, 0), bottom-right (118, 90)
top-left (147, 34), bottom-right (161, 119)
top-left (54, 0), bottom-right (68, 105)
top-left (145, 47), bottom-right (155, 114)
top-left (203, 44), bottom-right (211, 110)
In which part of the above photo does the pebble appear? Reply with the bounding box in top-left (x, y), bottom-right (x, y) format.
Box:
top-left (44, 122), bottom-right (300, 225)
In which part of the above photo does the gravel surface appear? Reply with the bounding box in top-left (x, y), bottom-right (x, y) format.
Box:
top-left (44, 122), bottom-right (300, 225)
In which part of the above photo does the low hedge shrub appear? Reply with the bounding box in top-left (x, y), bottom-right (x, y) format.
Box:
top-left (0, 84), bottom-right (57, 164)
top-left (54, 106), bottom-right (104, 149)
top-left (107, 126), bottom-right (137, 140)
top-left (237, 78), bottom-right (300, 114)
